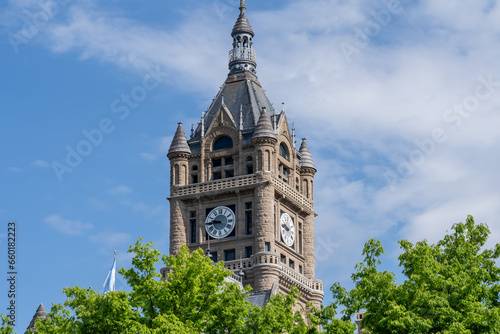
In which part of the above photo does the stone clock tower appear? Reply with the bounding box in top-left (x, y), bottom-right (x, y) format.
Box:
top-left (164, 0), bottom-right (323, 309)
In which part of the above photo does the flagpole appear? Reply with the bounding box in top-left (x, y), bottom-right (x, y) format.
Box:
top-left (103, 250), bottom-right (117, 294)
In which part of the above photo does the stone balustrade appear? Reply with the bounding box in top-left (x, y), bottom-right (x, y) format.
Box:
top-left (172, 174), bottom-right (260, 197)
top-left (223, 253), bottom-right (322, 292)
top-left (271, 177), bottom-right (314, 213)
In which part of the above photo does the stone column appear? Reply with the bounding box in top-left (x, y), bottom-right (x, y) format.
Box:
top-left (169, 198), bottom-right (186, 255)
top-left (303, 213), bottom-right (315, 278)
top-left (253, 172), bottom-right (274, 252)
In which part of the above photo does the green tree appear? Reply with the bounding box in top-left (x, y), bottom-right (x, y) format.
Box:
top-left (328, 215), bottom-right (500, 333)
top-left (0, 315), bottom-right (14, 334)
top-left (33, 239), bottom-right (321, 333)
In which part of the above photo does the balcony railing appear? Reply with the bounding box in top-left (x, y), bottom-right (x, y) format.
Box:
top-left (223, 253), bottom-right (323, 292)
top-left (271, 177), bottom-right (314, 213)
top-left (229, 47), bottom-right (257, 64)
top-left (172, 174), bottom-right (260, 197)
top-left (279, 264), bottom-right (323, 292)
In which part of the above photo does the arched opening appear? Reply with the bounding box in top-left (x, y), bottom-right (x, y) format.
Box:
top-left (266, 150), bottom-right (271, 171)
top-left (213, 136), bottom-right (233, 151)
top-left (257, 150), bottom-right (263, 171)
top-left (191, 165), bottom-right (199, 184)
top-left (182, 165), bottom-right (187, 185)
top-left (174, 164), bottom-right (180, 185)
top-left (279, 143), bottom-right (290, 161)
top-left (246, 156), bottom-right (254, 174)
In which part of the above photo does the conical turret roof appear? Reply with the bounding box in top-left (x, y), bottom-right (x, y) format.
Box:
top-left (26, 303), bottom-right (47, 332)
top-left (299, 139), bottom-right (316, 169)
top-left (232, 0), bottom-right (254, 37)
top-left (252, 108), bottom-right (276, 140)
top-left (168, 123), bottom-right (191, 155)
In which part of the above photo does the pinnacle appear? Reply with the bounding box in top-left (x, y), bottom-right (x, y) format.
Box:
top-left (252, 108), bottom-right (276, 140)
top-left (299, 139), bottom-right (316, 170)
top-left (168, 123), bottom-right (191, 155)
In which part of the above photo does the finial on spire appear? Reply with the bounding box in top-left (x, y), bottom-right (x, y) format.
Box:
top-left (282, 102), bottom-right (285, 113)
top-left (240, 0), bottom-right (246, 13)
top-left (239, 105), bottom-right (244, 130)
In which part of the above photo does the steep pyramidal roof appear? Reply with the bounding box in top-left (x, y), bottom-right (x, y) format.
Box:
top-left (252, 108), bottom-right (276, 140)
top-left (168, 123), bottom-right (191, 155)
top-left (299, 139), bottom-right (316, 169)
top-left (188, 1), bottom-right (277, 144)
top-left (232, 0), bottom-right (254, 37)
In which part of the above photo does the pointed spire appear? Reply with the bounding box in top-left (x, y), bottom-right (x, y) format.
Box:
top-left (292, 123), bottom-right (296, 147)
top-left (252, 107), bottom-right (276, 140)
top-left (26, 303), bottom-right (47, 331)
top-left (201, 112), bottom-right (205, 137)
top-left (239, 105), bottom-right (244, 130)
top-left (232, 0), bottom-right (254, 37)
top-left (299, 138), bottom-right (316, 169)
top-left (168, 123), bottom-right (191, 155)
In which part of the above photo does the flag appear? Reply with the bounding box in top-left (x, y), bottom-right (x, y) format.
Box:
top-left (103, 250), bottom-right (116, 294)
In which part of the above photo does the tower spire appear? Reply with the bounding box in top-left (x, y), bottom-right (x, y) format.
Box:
top-left (229, 0), bottom-right (256, 73)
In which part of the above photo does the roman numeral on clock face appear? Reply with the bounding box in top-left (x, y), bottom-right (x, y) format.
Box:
top-left (205, 206), bottom-right (235, 239)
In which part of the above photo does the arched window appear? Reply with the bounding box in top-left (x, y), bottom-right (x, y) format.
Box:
top-left (257, 150), bottom-right (263, 171)
top-left (246, 156), bottom-right (254, 174)
top-left (191, 165), bottom-right (199, 184)
top-left (174, 164), bottom-right (180, 185)
top-left (279, 143), bottom-right (289, 161)
top-left (213, 136), bottom-right (233, 151)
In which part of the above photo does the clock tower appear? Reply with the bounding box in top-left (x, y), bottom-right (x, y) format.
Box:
top-left (164, 0), bottom-right (323, 309)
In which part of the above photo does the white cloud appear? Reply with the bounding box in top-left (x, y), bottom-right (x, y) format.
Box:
top-left (139, 152), bottom-right (158, 161)
top-left (31, 160), bottom-right (50, 168)
top-left (108, 185), bottom-right (132, 195)
top-left (87, 197), bottom-right (107, 210)
top-left (19, 0), bottom-right (500, 297)
top-left (44, 214), bottom-right (93, 235)
top-left (7, 167), bottom-right (23, 173)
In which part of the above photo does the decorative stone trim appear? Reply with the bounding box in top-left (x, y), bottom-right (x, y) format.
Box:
top-left (271, 177), bottom-right (314, 214)
top-left (222, 254), bottom-right (323, 293)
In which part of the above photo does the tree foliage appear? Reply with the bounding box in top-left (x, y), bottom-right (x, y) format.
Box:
top-left (330, 215), bottom-right (500, 334)
top-left (30, 239), bottom-right (323, 333)
top-left (0, 316), bottom-right (14, 334)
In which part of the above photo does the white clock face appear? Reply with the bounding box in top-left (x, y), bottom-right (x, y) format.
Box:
top-left (205, 206), bottom-right (235, 239)
top-left (280, 212), bottom-right (295, 247)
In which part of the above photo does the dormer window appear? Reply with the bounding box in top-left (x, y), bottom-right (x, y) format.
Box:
top-left (213, 136), bottom-right (233, 151)
top-left (279, 143), bottom-right (289, 161)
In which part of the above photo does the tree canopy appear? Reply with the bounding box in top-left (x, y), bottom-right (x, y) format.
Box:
top-left (25, 239), bottom-right (324, 334)
top-left (330, 215), bottom-right (500, 333)
top-left (5, 215), bottom-right (497, 333)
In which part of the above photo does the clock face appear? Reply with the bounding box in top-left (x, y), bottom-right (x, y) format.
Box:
top-left (205, 206), bottom-right (236, 239)
top-left (280, 212), bottom-right (295, 247)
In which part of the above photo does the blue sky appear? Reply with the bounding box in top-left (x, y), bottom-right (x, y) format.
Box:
top-left (1, 0), bottom-right (500, 330)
